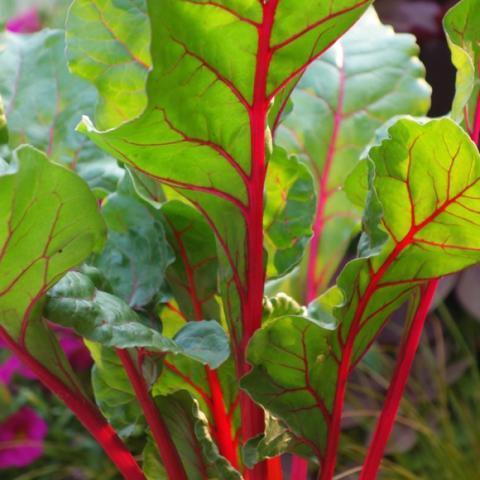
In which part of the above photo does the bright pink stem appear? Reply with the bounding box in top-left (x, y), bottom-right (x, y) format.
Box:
top-left (291, 456), bottom-right (309, 479)
top-left (116, 349), bottom-right (188, 480)
top-left (0, 328), bottom-right (145, 480)
top-left (359, 279), bottom-right (439, 479)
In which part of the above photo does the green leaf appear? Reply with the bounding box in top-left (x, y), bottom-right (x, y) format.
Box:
top-left (443, 0), bottom-right (480, 123)
top-left (144, 391), bottom-right (241, 480)
top-left (243, 118), bottom-right (480, 460)
top-left (46, 271), bottom-right (230, 368)
top-left (87, 340), bottom-right (145, 438)
top-left (0, 145), bottom-right (105, 388)
top-left (94, 174), bottom-right (174, 308)
top-left (276, 7), bottom-right (431, 298)
top-left (66, 0), bottom-right (151, 129)
top-left (73, 0), bottom-right (373, 362)
top-left (0, 29), bottom-right (123, 195)
top-left (241, 298), bottom-right (336, 458)
top-left (264, 147), bottom-right (316, 279)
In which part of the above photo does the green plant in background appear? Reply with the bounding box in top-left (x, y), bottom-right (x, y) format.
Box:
top-left (0, 1), bottom-right (478, 479)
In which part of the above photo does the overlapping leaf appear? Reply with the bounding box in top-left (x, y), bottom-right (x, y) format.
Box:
top-left (46, 271), bottom-right (230, 368)
top-left (0, 29), bottom-right (123, 194)
top-left (444, 0), bottom-right (480, 124)
top-left (0, 145), bottom-right (105, 389)
top-left (66, 0), bottom-right (151, 128)
top-left (243, 118), bottom-right (480, 460)
top-left (94, 174), bottom-right (174, 308)
top-left (72, 0), bottom-right (373, 360)
top-left (276, 8), bottom-right (431, 300)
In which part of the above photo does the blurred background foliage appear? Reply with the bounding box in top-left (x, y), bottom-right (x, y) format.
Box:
top-left (0, 0), bottom-right (479, 479)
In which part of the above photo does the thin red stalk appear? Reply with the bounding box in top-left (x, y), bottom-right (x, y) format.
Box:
top-left (359, 279), bottom-right (438, 479)
top-left (116, 349), bottom-right (188, 480)
top-left (306, 46), bottom-right (345, 304)
top-left (166, 216), bottom-right (240, 468)
top-left (0, 328), bottom-right (145, 480)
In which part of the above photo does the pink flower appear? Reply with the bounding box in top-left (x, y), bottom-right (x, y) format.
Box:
top-left (0, 407), bottom-right (48, 469)
top-left (0, 328), bottom-right (91, 385)
top-left (5, 9), bottom-right (41, 34)
top-left (57, 327), bottom-right (92, 372)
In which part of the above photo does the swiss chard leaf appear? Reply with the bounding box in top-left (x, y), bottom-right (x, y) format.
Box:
top-left (46, 271), bottom-right (230, 368)
top-left (66, 0), bottom-right (151, 129)
top-left (0, 145), bottom-right (105, 389)
top-left (276, 7), bottom-right (431, 299)
top-left (0, 29), bottom-right (123, 195)
top-left (243, 118), bottom-right (480, 461)
top-left (73, 0), bottom-right (373, 373)
top-left (443, 0), bottom-right (480, 125)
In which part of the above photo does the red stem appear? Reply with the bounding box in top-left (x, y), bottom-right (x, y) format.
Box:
top-left (0, 328), bottom-right (145, 480)
top-left (291, 456), bottom-right (309, 479)
top-left (359, 279), bottom-right (439, 479)
top-left (240, 3), bottom-right (278, 479)
top-left (116, 349), bottom-right (188, 480)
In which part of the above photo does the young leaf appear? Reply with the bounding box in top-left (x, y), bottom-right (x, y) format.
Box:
top-left (87, 341), bottom-right (145, 438)
top-left (94, 174), bottom-right (174, 308)
top-left (276, 7), bottom-right (431, 299)
top-left (0, 145), bottom-right (105, 388)
top-left (46, 271), bottom-right (230, 368)
top-left (0, 29), bottom-right (123, 194)
top-left (443, 0), bottom-right (480, 125)
top-left (66, 0), bottom-right (151, 128)
top-left (243, 118), bottom-right (480, 464)
top-left (264, 147), bottom-right (316, 279)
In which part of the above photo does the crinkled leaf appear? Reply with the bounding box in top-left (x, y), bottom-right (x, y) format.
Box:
top-left (46, 272), bottom-right (230, 368)
top-left (0, 29), bottom-right (123, 195)
top-left (264, 147), bottom-right (316, 278)
top-left (276, 7), bottom-right (431, 298)
top-left (0, 145), bottom-right (105, 389)
top-left (66, 0), bottom-right (151, 128)
top-left (74, 0), bottom-right (373, 361)
top-left (144, 392), bottom-right (241, 480)
top-left (243, 118), bottom-right (480, 460)
top-left (94, 174), bottom-right (174, 308)
top-left (443, 0), bottom-right (480, 123)
top-left (87, 340), bottom-right (145, 438)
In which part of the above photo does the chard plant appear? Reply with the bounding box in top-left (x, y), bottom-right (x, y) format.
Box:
top-left (0, 0), bottom-right (479, 479)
